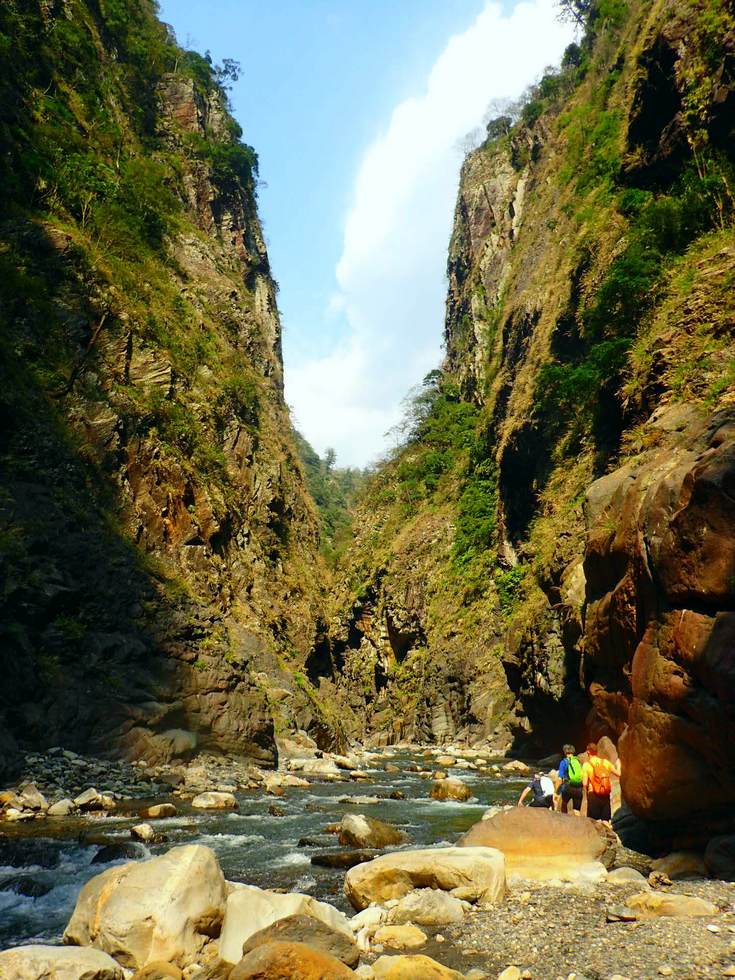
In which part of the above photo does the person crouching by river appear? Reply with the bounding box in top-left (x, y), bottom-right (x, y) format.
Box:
top-left (582, 741), bottom-right (621, 822)
top-left (518, 772), bottom-right (555, 808)
top-left (558, 743), bottom-right (584, 816)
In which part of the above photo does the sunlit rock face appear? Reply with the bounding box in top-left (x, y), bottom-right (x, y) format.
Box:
top-left (584, 407), bottom-right (735, 834)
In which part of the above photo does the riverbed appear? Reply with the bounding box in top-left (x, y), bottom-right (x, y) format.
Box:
top-left (0, 750), bottom-right (527, 951)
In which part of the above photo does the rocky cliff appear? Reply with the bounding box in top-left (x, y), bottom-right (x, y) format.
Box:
top-left (0, 0), bottom-right (333, 773)
top-left (325, 0), bottom-right (735, 835)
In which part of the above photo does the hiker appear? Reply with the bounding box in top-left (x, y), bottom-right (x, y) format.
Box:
top-left (517, 772), bottom-right (555, 808)
top-left (582, 741), bottom-right (621, 821)
top-left (557, 743), bottom-right (583, 815)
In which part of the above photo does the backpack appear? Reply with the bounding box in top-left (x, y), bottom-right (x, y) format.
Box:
top-left (567, 756), bottom-right (583, 786)
top-left (588, 757), bottom-right (611, 796)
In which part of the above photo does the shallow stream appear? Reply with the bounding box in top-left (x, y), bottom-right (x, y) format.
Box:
top-left (0, 751), bottom-right (528, 951)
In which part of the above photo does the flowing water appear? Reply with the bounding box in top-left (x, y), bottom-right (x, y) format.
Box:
top-left (0, 751), bottom-right (529, 951)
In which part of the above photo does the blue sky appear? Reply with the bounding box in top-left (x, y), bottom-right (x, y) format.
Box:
top-left (158, 0), bottom-right (573, 466)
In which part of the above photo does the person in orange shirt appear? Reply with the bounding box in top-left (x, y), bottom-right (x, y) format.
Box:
top-left (581, 741), bottom-right (621, 822)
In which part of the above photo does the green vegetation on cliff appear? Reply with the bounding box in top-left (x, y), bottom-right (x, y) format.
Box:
top-left (0, 0), bottom-right (326, 759)
top-left (325, 0), bottom-right (735, 749)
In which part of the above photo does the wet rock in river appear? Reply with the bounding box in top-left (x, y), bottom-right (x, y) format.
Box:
top-left (338, 813), bottom-right (409, 849)
top-left (141, 802), bottom-right (177, 818)
top-left (47, 798), bottom-right (76, 816)
top-left (191, 791), bottom-right (237, 809)
top-left (131, 823), bottom-right (156, 843)
top-left (0, 875), bottom-right (53, 898)
top-left (92, 841), bottom-right (148, 864)
top-left (430, 777), bottom-right (471, 801)
top-left (311, 850), bottom-right (377, 869)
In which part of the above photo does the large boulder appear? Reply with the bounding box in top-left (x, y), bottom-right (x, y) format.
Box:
top-left (458, 806), bottom-right (610, 881)
top-left (229, 941), bottom-right (354, 979)
top-left (219, 885), bottom-right (353, 965)
top-left (338, 814), bottom-right (408, 849)
top-left (344, 846), bottom-right (505, 910)
top-left (583, 407), bottom-right (735, 836)
top-left (63, 844), bottom-right (227, 969)
top-left (430, 778), bottom-right (471, 802)
top-left (0, 944), bottom-right (124, 979)
top-left (241, 913), bottom-right (359, 967)
top-left (371, 954), bottom-right (465, 979)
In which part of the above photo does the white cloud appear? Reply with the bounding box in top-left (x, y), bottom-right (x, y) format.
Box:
top-left (285, 0), bottom-right (574, 468)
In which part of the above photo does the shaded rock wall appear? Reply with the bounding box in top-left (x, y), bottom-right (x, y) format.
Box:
top-left (0, 0), bottom-right (328, 772)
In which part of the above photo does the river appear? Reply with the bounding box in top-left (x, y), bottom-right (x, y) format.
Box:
top-left (0, 750), bottom-right (528, 951)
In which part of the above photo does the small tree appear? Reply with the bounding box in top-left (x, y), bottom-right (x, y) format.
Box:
top-left (324, 447), bottom-right (336, 472)
top-left (557, 0), bottom-right (593, 28)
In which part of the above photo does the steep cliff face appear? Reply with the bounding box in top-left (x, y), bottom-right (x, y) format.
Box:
top-left (327, 0), bottom-right (735, 834)
top-left (0, 0), bottom-right (330, 771)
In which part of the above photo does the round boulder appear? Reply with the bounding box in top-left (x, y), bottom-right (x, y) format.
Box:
top-left (458, 806), bottom-right (611, 881)
top-left (430, 778), bottom-right (471, 802)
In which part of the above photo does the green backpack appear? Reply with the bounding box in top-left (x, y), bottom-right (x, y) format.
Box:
top-left (567, 756), bottom-right (583, 785)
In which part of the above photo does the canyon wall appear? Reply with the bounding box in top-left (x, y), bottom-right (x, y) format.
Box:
top-left (325, 0), bottom-right (735, 835)
top-left (0, 0), bottom-right (333, 773)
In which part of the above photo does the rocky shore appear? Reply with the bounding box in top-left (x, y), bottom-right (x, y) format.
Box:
top-left (1, 742), bottom-right (735, 979)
